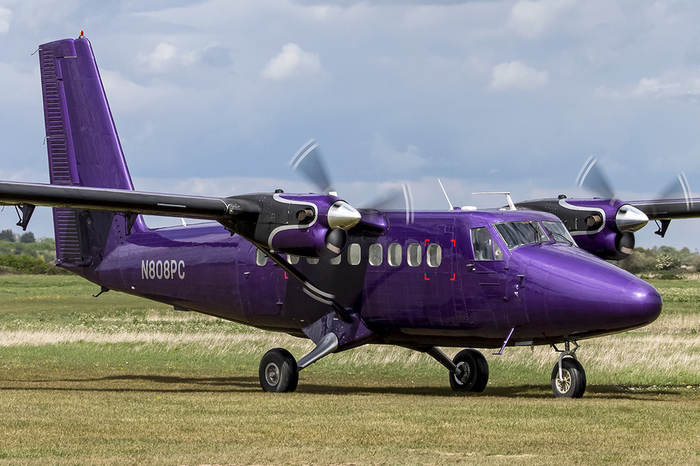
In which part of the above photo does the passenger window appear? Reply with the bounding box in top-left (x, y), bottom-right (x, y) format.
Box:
top-left (471, 227), bottom-right (495, 261)
top-left (330, 255), bottom-right (342, 265)
top-left (369, 243), bottom-right (383, 266)
top-left (287, 255), bottom-right (299, 265)
top-left (427, 244), bottom-right (442, 268)
top-left (348, 243), bottom-right (362, 266)
top-left (307, 257), bottom-right (319, 265)
top-left (256, 249), bottom-right (268, 266)
top-left (407, 243), bottom-right (422, 267)
top-left (388, 243), bottom-right (402, 267)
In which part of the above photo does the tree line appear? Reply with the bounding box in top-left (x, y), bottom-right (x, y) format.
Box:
top-left (614, 245), bottom-right (700, 278)
top-left (0, 228), bottom-right (65, 274)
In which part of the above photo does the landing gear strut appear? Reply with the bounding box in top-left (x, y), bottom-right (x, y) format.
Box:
top-left (550, 341), bottom-right (586, 398)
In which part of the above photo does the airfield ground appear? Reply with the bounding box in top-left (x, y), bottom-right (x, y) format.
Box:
top-left (1, 275), bottom-right (700, 465)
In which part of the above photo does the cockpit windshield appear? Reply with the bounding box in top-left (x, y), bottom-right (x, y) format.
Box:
top-left (494, 221), bottom-right (548, 250)
top-left (542, 221), bottom-right (576, 246)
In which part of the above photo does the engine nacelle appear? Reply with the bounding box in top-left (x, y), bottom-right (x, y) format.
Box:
top-left (571, 229), bottom-right (635, 261)
top-left (220, 192), bottom-right (362, 258)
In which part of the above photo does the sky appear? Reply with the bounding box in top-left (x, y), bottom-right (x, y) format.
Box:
top-left (1, 0), bottom-right (700, 251)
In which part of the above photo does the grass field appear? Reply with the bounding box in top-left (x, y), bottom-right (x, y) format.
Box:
top-left (1, 275), bottom-right (700, 465)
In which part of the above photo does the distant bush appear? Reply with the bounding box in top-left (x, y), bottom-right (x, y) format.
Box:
top-left (19, 231), bottom-right (35, 243)
top-left (0, 233), bottom-right (56, 261)
top-left (0, 229), bottom-right (15, 242)
top-left (0, 254), bottom-right (67, 275)
top-left (614, 245), bottom-right (700, 278)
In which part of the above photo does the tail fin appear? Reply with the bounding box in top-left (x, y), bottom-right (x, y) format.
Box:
top-left (38, 36), bottom-right (146, 271)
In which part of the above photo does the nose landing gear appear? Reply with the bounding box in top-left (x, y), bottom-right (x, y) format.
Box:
top-left (551, 341), bottom-right (586, 398)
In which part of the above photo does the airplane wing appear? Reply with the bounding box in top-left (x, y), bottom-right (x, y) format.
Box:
top-left (0, 180), bottom-right (248, 220)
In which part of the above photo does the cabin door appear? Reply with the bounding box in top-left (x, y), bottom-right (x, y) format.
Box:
top-left (463, 226), bottom-right (509, 333)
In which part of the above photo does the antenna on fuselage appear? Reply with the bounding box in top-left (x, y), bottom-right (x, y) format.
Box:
top-left (472, 191), bottom-right (517, 211)
top-left (437, 179), bottom-right (456, 210)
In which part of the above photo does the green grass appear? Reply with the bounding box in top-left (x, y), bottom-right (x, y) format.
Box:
top-left (1, 275), bottom-right (700, 465)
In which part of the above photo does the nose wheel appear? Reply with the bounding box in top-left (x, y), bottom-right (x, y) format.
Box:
top-left (550, 342), bottom-right (586, 398)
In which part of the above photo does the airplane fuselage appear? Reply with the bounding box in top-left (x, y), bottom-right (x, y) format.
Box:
top-left (80, 209), bottom-right (662, 350)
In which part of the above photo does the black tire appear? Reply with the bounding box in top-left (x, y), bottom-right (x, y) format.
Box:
top-left (259, 348), bottom-right (299, 393)
top-left (449, 348), bottom-right (489, 393)
top-left (551, 357), bottom-right (586, 398)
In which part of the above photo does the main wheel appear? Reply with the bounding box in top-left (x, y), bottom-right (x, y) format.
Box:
top-left (449, 349), bottom-right (489, 393)
top-left (551, 357), bottom-right (586, 398)
top-left (259, 348), bottom-right (299, 393)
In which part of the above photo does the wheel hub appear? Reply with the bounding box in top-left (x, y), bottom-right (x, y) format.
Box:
top-left (454, 361), bottom-right (471, 385)
top-left (265, 362), bottom-right (280, 386)
top-left (555, 368), bottom-right (572, 393)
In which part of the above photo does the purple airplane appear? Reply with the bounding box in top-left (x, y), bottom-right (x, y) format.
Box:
top-left (2, 35), bottom-right (695, 398)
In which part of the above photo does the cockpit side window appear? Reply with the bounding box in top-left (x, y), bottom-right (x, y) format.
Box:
top-left (471, 227), bottom-right (500, 261)
top-left (494, 221), bottom-right (548, 250)
top-left (542, 221), bottom-right (577, 246)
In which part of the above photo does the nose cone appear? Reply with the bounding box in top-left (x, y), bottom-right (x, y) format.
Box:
top-left (514, 246), bottom-right (662, 339)
top-left (551, 252), bottom-right (662, 336)
top-left (618, 278), bottom-right (662, 329)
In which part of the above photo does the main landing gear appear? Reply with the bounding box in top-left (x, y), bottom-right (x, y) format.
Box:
top-left (423, 347), bottom-right (490, 393)
top-left (259, 348), bottom-right (299, 393)
top-left (449, 349), bottom-right (490, 392)
top-left (258, 333), bottom-right (340, 393)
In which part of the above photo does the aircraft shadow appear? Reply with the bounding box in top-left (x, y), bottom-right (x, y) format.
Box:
top-left (0, 374), bottom-right (688, 399)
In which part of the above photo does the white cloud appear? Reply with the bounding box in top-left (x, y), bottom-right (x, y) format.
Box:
top-left (0, 7), bottom-right (11, 34)
top-left (261, 43), bottom-right (324, 81)
top-left (596, 76), bottom-right (700, 103)
top-left (507, 0), bottom-right (576, 38)
top-left (489, 61), bottom-right (549, 91)
top-left (136, 42), bottom-right (199, 73)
